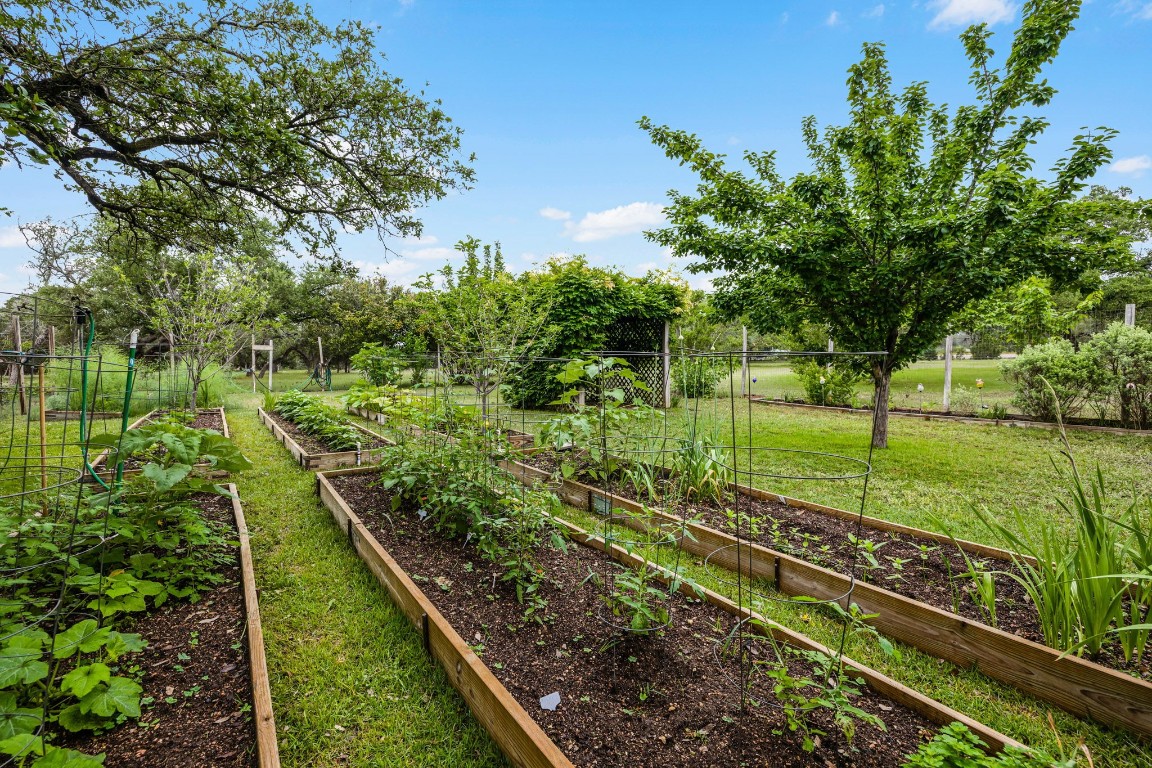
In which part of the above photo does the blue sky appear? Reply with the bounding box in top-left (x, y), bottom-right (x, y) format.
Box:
top-left (1, 0), bottom-right (1150, 292)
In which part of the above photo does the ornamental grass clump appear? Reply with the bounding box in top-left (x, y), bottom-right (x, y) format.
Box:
top-left (974, 380), bottom-right (1151, 661)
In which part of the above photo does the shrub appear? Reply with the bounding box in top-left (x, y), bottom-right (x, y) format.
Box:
top-left (791, 359), bottom-right (862, 407)
top-left (948, 385), bottom-right (979, 415)
top-left (968, 332), bottom-right (1008, 360)
top-left (350, 343), bottom-right (404, 387)
top-left (1000, 339), bottom-right (1093, 422)
top-left (671, 356), bottom-right (725, 399)
top-left (1082, 322), bottom-right (1152, 429)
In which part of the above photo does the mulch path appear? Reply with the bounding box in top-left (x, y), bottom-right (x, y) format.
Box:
top-left (67, 493), bottom-right (257, 767)
top-left (519, 450), bottom-right (1152, 681)
top-left (332, 472), bottom-right (941, 768)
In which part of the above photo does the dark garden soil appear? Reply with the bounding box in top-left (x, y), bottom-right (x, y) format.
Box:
top-left (331, 472), bottom-right (941, 768)
top-left (266, 410), bottom-right (387, 454)
top-left (66, 493), bottom-right (256, 767)
top-left (518, 450), bottom-right (1152, 682)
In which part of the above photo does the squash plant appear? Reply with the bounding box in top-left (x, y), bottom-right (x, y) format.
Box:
top-left (0, 424), bottom-right (252, 765)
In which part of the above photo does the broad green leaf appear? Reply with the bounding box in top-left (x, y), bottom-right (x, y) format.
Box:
top-left (61, 664), bottom-right (111, 698)
top-left (33, 746), bottom-right (106, 767)
top-left (0, 732), bottom-right (44, 757)
top-left (56, 704), bottom-right (107, 733)
top-left (140, 463), bottom-right (192, 492)
top-left (52, 620), bottom-right (110, 659)
top-left (0, 648), bottom-right (49, 688)
top-left (79, 677), bottom-right (141, 718)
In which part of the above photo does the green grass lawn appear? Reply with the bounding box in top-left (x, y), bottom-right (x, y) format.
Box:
top-left (225, 393), bottom-right (507, 767)
top-left (723, 358), bottom-right (1016, 412)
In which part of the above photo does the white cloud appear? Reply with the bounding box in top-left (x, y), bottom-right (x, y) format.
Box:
top-left (865, 4), bottom-right (886, 17)
top-left (399, 233), bottom-right (439, 246)
top-left (726, 136), bottom-right (741, 146)
top-left (928, 0), bottom-right (1016, 29)
top-left (538, 207), bottom-right (572, 221)
top-left (1116, 1), bottom-right (1152, 20)
top-left (780, 11), bottom-right (790, 23)
top-left (561, 202), bottom-right (665, 243)
top-left (0, 227), bottom-right (26, 248)
top-left (826, 10), bottom-right (842, 25)
top-left (1109, 155), bottom-right (1152, 176)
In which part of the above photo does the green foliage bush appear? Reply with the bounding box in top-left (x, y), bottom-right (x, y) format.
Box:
top-left (378, 433), bottom-right (562, 618)
top-left (1000, 340), bottom-right (1094, 422)
top-left (671, 356), bottom-right (725, 399)
top-left (503, 257), bottom-right (686, 408)
top-left (791, 360), bottom-right (862, 407)
top-left (1, 424), bottom-right (250, 762)
top-left (350, 343), bottom-right (405, 387)
top-left (1082, 322), bottom-right (1152, 429)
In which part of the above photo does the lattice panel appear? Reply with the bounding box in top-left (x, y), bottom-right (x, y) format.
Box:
top-left (602, 318), bottom-right (666, 407)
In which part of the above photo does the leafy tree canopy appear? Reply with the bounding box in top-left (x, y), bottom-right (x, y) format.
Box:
top-left (641, 0), bottom-right (1149, 446)
top-left (1, 0), bottom-right (474, 253)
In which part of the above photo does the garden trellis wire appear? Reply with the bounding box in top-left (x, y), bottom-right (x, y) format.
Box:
top-left (362, 345), bottom-right (890, 731)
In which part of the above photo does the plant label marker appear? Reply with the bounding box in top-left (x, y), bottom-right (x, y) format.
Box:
top-left (539, 692), bottom-right (560, 711)
top-left (591, 494), bottom-right (613, 516)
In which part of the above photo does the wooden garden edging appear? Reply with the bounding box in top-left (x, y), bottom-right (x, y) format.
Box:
top-left (345, 405), bottom-right (535, 448)
top-left (496, 454), bottom-right (1152, 739)
top-left (228, 482), bottom-right (281, 768)
top-left (315, 467), bottom-right (574, 768)
top-left (258, 407), bottom-right (392, 470)
top-left (45, 410), bottom-right (122, 421)
top-left (315, 466), bottom-right (1018, 762)
top-left (749, 397), bottom-right (1152, 437)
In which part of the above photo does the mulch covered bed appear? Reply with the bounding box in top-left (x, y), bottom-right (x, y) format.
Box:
top-left (65, 493), bottom-right (256, 767)
top-left (331, 472), bottom-right (941, 768)
top-left (265, 410), bottom-right (387, 455)
top-left (518, 450), bottom-right (1152, 682)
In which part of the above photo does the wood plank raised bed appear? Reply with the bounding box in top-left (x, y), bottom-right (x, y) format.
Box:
top-left (346, 405), bottom-right (536, 448)
top-left (497, 454), bottom-right (1152, 740)
top-left (749, 396), bottom-right (1152, 437)
top-left (259, 407), bottom-right (392, 470)
top-left (230, 483), bottom-right (281, 768)
top-left (84, 407), bottom-right (232, 483)
top-left (67, 483), bottom-right (279, 766)
top-left (315, 465), bottom-right (1019, 767)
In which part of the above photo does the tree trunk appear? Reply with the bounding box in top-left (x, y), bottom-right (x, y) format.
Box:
top-left (871, 364), bottom-right (892, 449)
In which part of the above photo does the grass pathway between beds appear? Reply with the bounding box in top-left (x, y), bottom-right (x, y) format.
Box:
top-left (225, 393), bottom-right (506, 768)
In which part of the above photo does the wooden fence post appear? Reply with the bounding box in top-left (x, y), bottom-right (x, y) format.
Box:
top-left (741, 326), bottom-right (748, 397)
top-left (662, 322), bottom-right (671, 409)
top-left (943, 335), bottom-right (954, 412)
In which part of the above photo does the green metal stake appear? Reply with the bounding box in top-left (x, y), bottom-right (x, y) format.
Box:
top-left (78, 308), bottom-right (111, 491)
top-left (114, 329), bottom-right (139, 489)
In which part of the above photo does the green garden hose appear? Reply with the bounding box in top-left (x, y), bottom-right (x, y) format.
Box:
top-left (113, 330), bottom-right (139, 488)
top-left (77, 309), bottom-right (111, 491)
